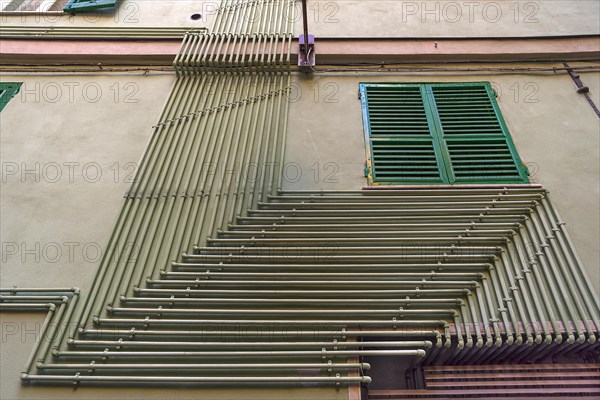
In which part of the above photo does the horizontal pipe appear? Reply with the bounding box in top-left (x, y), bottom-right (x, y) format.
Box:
top-left (266, 194), bottom-right (542, 201)
top-left (282, 187), bottom-right (543, 194)
top-left (159, 271), bottom-right (483, 279)
top-left (80, 328), bottom-right (440, 338)
top-left (69, 340), bottom-right (433, 349)
top-left (94, 317), bottom-right (448, 327)
top-left (172, 262), bottom-right (493, 270)
top-left (121, 296), bottom-right (465, 305)
top-left (257, 200), bottom-right (537, 208)
top-left (107, 306), bottom-right (457, 316)
top-left (0, 288), bottom-right (79, 293)
top-left (0, 303), bottom-right (55, 311)
top-left (134, 288), bottom-right (471, 297)
top-left (54, 349), bottom-right (427, 358)
top-left (0, 26), bottom-right (207, 40)
top-left (22, 374), bottom-right (373, 384)
top-left (217, 229), bottom-right (515, 236)
top-left (248, 207), bottom-right (532, 215)
top-left (236, 215), bottom-right (527, 223)
top-left (37, 362), bottom-right (371, 370)
top-left (145, 279), bottom-right (477, 288)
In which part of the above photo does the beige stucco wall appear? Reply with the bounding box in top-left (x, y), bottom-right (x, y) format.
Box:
top-left (284, 66), bottom-right (600, 296)
top-left (297, 0), bottom-right (600, 38)
top-left (0, 72), bottom-right (175, 291)
top-left (1, 0), bottom-right (599, 37)
top-left (0, 71), bottom-right (348, 400)
top-left (0, 0), bottom-right (217, 28)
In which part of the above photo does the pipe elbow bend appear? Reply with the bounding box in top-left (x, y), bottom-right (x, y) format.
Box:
top-left (526, 336), bottom-right (534, 346)
top-left (516, 335), bottom-right (523, 345)
top-left (555, 334), bottom-right (563, 344)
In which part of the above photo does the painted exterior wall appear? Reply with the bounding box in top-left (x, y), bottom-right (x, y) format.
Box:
top-left (0, 0), bottom-right (217, 28)
top-left (1, 0), bottom-right (599, 37)
top-left (295, 0), bottom-right (600, 38)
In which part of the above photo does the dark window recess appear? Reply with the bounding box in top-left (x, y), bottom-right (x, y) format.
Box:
top-left (360, 82), bottom-right (529, 185)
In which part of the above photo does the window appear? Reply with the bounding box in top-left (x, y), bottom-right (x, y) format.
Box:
top-left (360, 82), bottom-right (530, 185)
top-left (0, 82), bottom-right (21, 112)
top-left (0, 0), bottom-right (117, 13)
top-left (1, 0), bottom-right (67, 12)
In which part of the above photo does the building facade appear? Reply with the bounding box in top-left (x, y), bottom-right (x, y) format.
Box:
top-left (1, 1), bottom-right (599, 399)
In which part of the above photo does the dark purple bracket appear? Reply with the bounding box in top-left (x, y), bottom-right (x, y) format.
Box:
top-left (298, 34), bottom-right (316, 69)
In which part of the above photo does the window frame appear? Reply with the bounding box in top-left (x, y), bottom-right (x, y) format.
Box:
top-left (360, 82), bottom-right (530, 186)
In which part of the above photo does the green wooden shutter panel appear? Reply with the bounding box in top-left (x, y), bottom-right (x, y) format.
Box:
top-left (430, 84), bottom-right (529, 183)
top-left (361, 83), bottom-right (529, 185)
top-left (0, 82), bottom-right (22, 112)
top-left (64, 0), bottom-right (118, 13)
top-left (363, 85), bottom-right (445, 183)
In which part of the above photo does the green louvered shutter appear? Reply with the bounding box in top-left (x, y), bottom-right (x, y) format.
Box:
top-left (361, 84), bottom-right (448, 184)
top-left (429, 83), bottom-right (529, 184)
top-left (360, 82), bottom-right (529, 185)
top-left (64, 0), bottom-right (118, 13)
top-left (0, 83), bottom-right (22, 112)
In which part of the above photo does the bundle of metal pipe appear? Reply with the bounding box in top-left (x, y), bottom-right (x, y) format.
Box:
top-left (0, 26), bottom-right (208, 40)
top-left (9, 186), bottom-right (599, 386)
top-left (174, 0), bottom-right (293, 75)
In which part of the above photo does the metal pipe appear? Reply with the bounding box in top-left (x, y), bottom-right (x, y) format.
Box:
top-left (37, 362), bottom-right (371, 370)
top-left (53, 349), bottom-right (427, 358)
top-left (68, 340), bottom-right (433, 349)
top-left (22, 374), bottom-right (373, 384)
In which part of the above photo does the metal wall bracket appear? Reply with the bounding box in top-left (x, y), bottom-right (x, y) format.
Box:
top-left (299, 34), bottom-right (315, 69)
